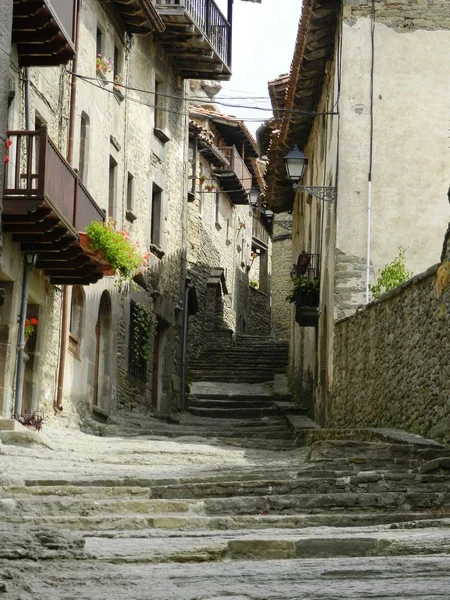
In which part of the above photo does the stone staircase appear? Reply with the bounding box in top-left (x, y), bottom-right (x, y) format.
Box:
top-left (2, 421), bottom-right (450, 596)
top-left (189, 334), bottom-right (289, 383)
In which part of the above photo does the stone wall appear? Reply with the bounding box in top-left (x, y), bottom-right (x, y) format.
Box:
top-left (247, 287), bottom-right (270, 336)
top-left (329, 262), bottom-right (450, 442)
top-left (271, 214), bottom-right (293, 341)
top-left (343, 0), bottom-right (450, 31)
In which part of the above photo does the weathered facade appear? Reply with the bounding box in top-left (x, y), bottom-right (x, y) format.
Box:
top-left (187, 107), bottom-right (271, 362)
top-left (264, 0), bottom-right (450, 422)
top-left (0, 0), bottom-right (241, 422)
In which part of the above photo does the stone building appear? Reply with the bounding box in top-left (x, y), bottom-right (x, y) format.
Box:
top-left (0, 0), bottom-right (240, 422)
top-left (186, 106), bottom-right (271, 364)
top-left (263, 0), bottom-right (450, 421)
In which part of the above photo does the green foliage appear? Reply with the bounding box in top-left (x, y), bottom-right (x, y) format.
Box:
top-left (85, 220), bottom-right (150, 282)
top-left (369, 248), bottom-right (413, 300)
top-left (250, 280), bottom-right (258, 289)
top-left (132, 303), bottom-right (157, 362)
top-left (286, 277), bottom-right (320, 303)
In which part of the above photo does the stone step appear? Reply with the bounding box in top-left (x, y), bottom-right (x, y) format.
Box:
top-left (3, 489), bottom-right (449, 519)
top-left (188, 398), bottom-right (277, 409)
top-left (3, 510), bottom-right (449, 533)
top-left (202, 491), bottom-right (450, 515)
top-left (188, 407), bottom-right (280, 419)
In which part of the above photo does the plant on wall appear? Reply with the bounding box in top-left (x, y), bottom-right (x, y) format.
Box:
top-left (132, 303), bottom-right (158, 362)
top-left (369, 248), bottom-right (413, 300)
top-left (84, 219), bottom-right (150, 285)
top-left (286, 277), bottom-right (319, 304)
top-left (24, 318), bottom-right (38, 342)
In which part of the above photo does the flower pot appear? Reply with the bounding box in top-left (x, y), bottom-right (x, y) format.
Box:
top-left (297, 252), bottom-right (311, 275)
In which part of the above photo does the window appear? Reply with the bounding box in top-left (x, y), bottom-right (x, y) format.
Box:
top-left (128, 300), bottom-right (147, 381)
top-left (113, 44), bottom-right (122, 83)
top-left (151, 183), bottom-right (162, 247)
top-left (226, 218), bottom-right (230, 241)
top-left (69, 286), bottom-right (84, 357)
top-left (215, 192), bottom-right (220, 225)
top-left (79, 113), bottom-right (89, 184)
top-left (126, 173), bottom-right (134, 211)
top-left (108, 155), bottom-right (117, 220)
top-left (154, 77), bottom-right (165, 130)
top-left (96, 27), bottom-right (103, 57)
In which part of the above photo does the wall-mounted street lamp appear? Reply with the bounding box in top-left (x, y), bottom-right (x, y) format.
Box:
top-left (248, 188), bottom-right (259, 207)
top-left (284, 146), bottom-right (337, 203)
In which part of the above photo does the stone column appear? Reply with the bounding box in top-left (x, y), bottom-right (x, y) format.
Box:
top-left (0, 0), bottom-right (13, 257)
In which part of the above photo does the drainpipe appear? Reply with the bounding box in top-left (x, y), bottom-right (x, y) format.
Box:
top-left (24, 67), bottom-right (31, 130)
top-left (14, 254), bottom-right (37, 419)
top-left (56, 0), bottom-right (80, 412)
top-left (227, 0), bottom-right (233, 69)
top-left (0, 0), bottom-right (13, 260)
top-left (180, 279), bottom-right (194, 412)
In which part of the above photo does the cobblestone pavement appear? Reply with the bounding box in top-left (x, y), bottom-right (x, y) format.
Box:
top-left (1, 408), bottom-right (450, 599)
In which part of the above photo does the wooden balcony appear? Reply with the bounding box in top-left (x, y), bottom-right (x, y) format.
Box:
top-left (3, 128), bottom-right (106, 285)
top-left (12, 0), bottom-right (76, 66)
top-left (252, 216), bottom-right (269, 248)
top-left (213, 146), bottom-right (252, 204)
top-left (154, 0), bottom-right (231, 80)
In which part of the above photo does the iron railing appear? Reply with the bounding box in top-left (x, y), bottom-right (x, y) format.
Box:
top-left (4, 128), bottom-right (104, 231)
top-left (155, 0), bottom-right (230, 66)
top-left (128, 300), bottom-right (148, 382)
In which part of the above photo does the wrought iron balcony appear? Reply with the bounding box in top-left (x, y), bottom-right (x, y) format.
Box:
top-left (12, 0), bottom-right (76, 66)
top-left (3, 128), bottom-right (105, 285)
top-left (155, 0), bottom-right (231, 80)
top-left (213, 146), bottom-right (252, 204)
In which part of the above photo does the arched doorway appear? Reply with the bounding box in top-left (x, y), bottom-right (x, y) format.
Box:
top-left (93, 291), bottom-right (112, 414)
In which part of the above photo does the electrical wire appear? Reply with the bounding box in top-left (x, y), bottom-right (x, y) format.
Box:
top-left (64, 69), bottom-right (338, 122)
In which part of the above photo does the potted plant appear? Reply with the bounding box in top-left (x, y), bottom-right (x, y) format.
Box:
top-left (205, 184), bottom-right (215, 192)
top-left (113, 73), bottom-right (125, 98)
top-left (199, 174), bottom-right (207, 185)
top-left (24, 317), bottom-right (38, 343)
top-left (297, 250), bottom-right (311, 275)
top-left (96, 54), bottom-right (113, 77)
top-left (286, 277), bottom-right (320, 327)
top-left (81, 220), bottom-right (150, 286)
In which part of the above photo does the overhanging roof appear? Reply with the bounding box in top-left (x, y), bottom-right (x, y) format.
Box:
top-left (265, 0), bottom-right (339, 212)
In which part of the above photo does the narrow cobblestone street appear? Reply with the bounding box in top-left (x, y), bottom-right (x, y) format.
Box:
top-left (2, 382), bottom-right (450, 599)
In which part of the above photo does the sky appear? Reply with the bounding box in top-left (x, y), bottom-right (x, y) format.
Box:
top-left (214, 0), bottom-right (302, 134)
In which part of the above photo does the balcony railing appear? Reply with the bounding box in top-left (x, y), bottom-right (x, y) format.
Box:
top-left (3, 128), bottom-right (105, 285)
top-left (252, 216), bottom-right (269, 247)
top-left (12, 0), bottom-right (76, 66)
top-left (155, 0), bottom-right (231, 79)
top-left (4, 128), bottom-right (104, 231)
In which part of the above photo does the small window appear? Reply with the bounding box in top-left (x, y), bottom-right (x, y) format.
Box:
top-left (215, 192), bottom-right (220, 225)
top-left (96, 27), bottom-right (103, 57)
top-left (127, 173), bottom-right (134, 211)
top-left (226, 218), bottom-right (230, 241)
top-left (79, 113), bottom-right (90, 184)
top-left (151, 183), bottom-right (162, 247)
top-left (69, 286), bottom-right (84, 357)
top-left (154, 78), bottom-right (165, 130)
top-left (108, 155), bottom-right (117, 220)
top-left (113, 44), bottom-right (123, 84)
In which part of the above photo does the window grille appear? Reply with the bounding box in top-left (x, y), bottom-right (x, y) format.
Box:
top-left (128, 300), bottom-right (147, 381)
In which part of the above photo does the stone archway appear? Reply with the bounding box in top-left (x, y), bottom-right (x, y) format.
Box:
top-left (93, 291), bottom-right (112, 415)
